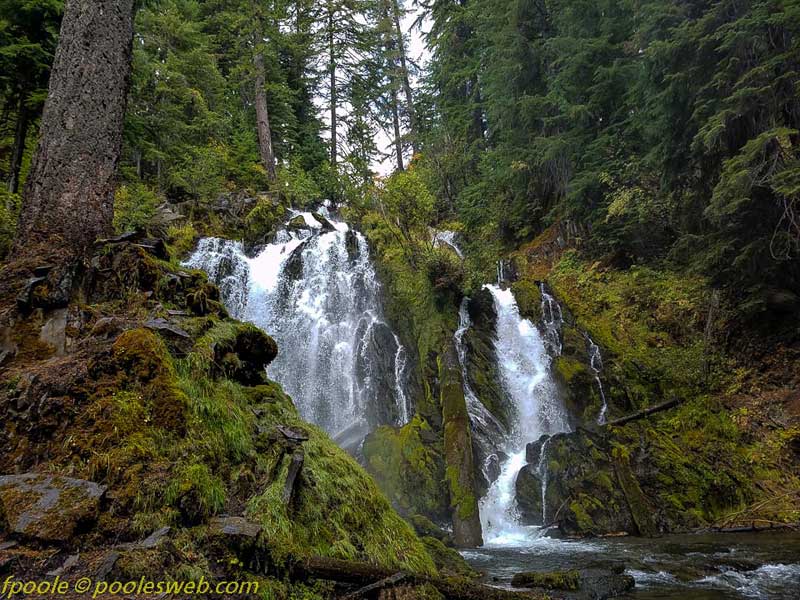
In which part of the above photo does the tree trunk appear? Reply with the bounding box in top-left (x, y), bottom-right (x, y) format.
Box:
top-left (254, 52), bottom-right (277, 183)
top-left (391, 88), bottom-right (404, 171)
top-left (7, 95), bottom-right (30, 196)
top-left (328, 4), bottom-right (338, 170)
top-left (391, 0), bottom-right (418, 153)
top-left (14, 0), bottom-right (136, 258)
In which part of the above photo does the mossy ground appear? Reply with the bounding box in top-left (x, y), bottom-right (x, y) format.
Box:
top-left (0, 239), bottom-right (436, 597)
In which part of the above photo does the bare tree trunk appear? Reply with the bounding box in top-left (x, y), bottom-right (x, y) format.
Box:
top-left (391, 0), bottom-right (418, 153)
top-left (328, 5), bottom-right (338, 170)
top-left (7, 95), bottom-right (29, 196)
top-left (14, 0), bottom-right (136, 258)
top-left (254, 52), bottom-right (277, 182)
top-left (391, 88), bottom-right (404, 171)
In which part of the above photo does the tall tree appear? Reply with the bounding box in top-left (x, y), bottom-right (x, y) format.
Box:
top-left (15, 0), bottom-right (136, 257)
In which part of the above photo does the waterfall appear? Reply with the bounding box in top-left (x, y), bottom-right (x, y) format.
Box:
top-left (540, 283), bottom-right (563, 356)
top-left (185, 210), bottom-right (412, 439)
top-left (479, 285), bottom-right (569, 545)
top-left (536, 437), bottom-right (552, 525)
top-left (586, 335), bottom-right (609, 424)
top-left (432, 230), bottom-right (464, 258)
top-left (454, 298), bottom-right (508, 483)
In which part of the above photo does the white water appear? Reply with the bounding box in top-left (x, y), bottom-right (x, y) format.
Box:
top-left (540, 283), bottom-right (563, 356)
top-left (185, 210), bottom-right (411, 438)
top-left (432, 229), bottom-right (464, 258)
top-left (479, 285), bottom-right (569, 546)
top-left (586, 335), bottom-right (609, 424)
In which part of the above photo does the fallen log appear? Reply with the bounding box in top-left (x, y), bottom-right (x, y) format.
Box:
top-left (343, 573), bottom-right (407, 599)
top-left (604, 398), bottom-right (682, 428)
top-left (293, 556), bottom-right (545, 600)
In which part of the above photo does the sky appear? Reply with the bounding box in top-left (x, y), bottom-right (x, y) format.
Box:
top-left (372, 4), bottom-right (431, 176)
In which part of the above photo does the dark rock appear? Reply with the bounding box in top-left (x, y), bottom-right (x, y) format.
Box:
top-left (0, 474), bottom-right (106, 543)
top-left (526, 435), bottom-right (551, 465)
top-left (312, 212), bottom-right (336, 232)
top-left (46, 553), bottom-right (80, 577)
top-left (209, 517), bottom-right (261, 540)
top-left (355, 321), bottom-right (404, 427)
top-left (282, 241), bottom-right (307, 283)
top-left (139, 526), bottom-right (171, 549)
top-left (407, 514), bottom-right (454, 547)
top-left (515, 464), bottom-right (544, 526)
top-left (511, 568), bottom-right (635, 599)
top-left (277, 425), bottom-right (309, 442)
top-left (287, 215), bottom-right (308, 230)
top-left (210, 324), bottom-right (278, 386)
top-left (345, 230), bottom-right (360, 260)
top-left (95, 551), bottom-right (120, 581)
top-left (144, 318), bottom-right (190, 339)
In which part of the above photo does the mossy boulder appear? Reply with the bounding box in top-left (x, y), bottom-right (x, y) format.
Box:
top-left (511, 569), bottom-right (580, 590)
top-left (511, 279), bottom-right (543, 323)
top-left (514, 465), bottom-right (544, 526)
top-left (362, 417), bottom-right (450, 521)
top-left (0, 474), bottom-right (106, 542)
top-left (553, 355), bottom-right (600, 423)
top-left (191, 322), bottom-right (277, 386)
top-left (422, 536), bottom-right (479, 578)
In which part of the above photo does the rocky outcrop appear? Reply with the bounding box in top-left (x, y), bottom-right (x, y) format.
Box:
top-left (511, 566), bottom-right (634, 599)
top-left (440, 343), bottom-right (483, 547)
top-left (0, 474), bottom-right (106, 542)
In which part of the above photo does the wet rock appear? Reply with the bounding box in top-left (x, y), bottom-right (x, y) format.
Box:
top-left (312, 212), bottom-right (336, 232)
top-left (511, 568), bottom-right (635, 599)
top-left (408, 514), bottom-right (454, 547)
top-left (515, 464), bottom-right (544, 526)
top-left (282, 241), bottom-right (307, 282)
top-left (355, 321), bottom-right (403, 427)
top-left (95, 551), bottom-right (120, 580)
top-left (345, 230), bottom-right (360, 260)
top-left (526, 435), bottom-right (551, 464)
top-left (0, 474), bottom-right (106, 543)
top-left (287, 215), bottom-right (308, 230)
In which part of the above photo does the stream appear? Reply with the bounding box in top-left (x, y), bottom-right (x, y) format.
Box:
top-left (188, 218), bottom-right (800, 599)
top-left (462, 531), bottom-right (800, 599)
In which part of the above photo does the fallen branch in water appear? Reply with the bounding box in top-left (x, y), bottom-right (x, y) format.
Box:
top-left (604, 398), bottom-right (682, 427)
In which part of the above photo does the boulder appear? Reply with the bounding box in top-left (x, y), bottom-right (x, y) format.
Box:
top-left (209, 516), bottom-right (261, 540)
top-left (511, 567), bottom-right (635, 599)
top-left (0, 474), bottom-right (106, 542)
top-left (514, 465), bottom-right (544, 526)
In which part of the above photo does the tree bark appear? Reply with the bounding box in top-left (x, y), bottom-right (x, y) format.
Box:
top-left (391, 0), bottom-right (418, 153)
top-left (7, 95), bottom-right (30, 196)
top-left (13, 0), bottom-right (136, 258)
top-left (254, 52), bottom-right (277, 183)
top-left (604, 398), bottom-right (682, 428)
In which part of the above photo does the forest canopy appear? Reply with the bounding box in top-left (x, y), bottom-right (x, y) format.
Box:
top-left (1, 0), bottom-right (798, 317)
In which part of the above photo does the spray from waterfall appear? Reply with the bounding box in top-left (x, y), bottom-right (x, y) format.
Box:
top-left (185, 209), bottom-right (411, 439)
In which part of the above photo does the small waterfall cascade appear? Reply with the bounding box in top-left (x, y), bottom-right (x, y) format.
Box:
top-left (586, 335), bottom-right (609, 425)
top-left (535, 436), bottom-right (553, 525)
top-left (454, 297), bottom-right (509, 482)
top-left (540, 283), bottom-right (563, 356)
top-left (479, 285), bottom-right (569, 545)
top-left (185, 209), bottom-right (412, 438)
top-left (432, 229), bottom-right (464, 258)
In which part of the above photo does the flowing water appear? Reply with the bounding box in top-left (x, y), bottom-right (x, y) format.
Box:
top-left (185, 209), bottom-right (411, 439)
top-left (586, 334), bottom-right (609, 425)
top-left (478, 284), bottom-right (570, 545)
top-left (462, 531), bottom-right (800, 599)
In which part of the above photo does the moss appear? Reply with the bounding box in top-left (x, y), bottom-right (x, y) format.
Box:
top-left (165, 463), bottom-right (226, 525)
top-left (247, 418), bottom-right (436, 575)
top-left (422, 537), bottom-right (478, 578)
top-left (511, 570), bottom-right (581, 591)
top-left (511, 279), bottom-right (543, 322)
top-left (553, 356), bottom-right (589, 384)
top-left (362, 417), bottom-right (449, 519)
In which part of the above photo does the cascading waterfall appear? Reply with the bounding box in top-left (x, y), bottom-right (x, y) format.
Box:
top-left (479, 285), bottom-right (569, 545)
top-left (185, 209), bottom-right (411, 439)
top-left (432, 230), bottom-right (464, 258)
top-left (586, 335), bottom-right (609, 425)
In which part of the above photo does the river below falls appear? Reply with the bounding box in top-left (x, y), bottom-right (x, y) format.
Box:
top-left (461, 530), bottom-right (800, 599)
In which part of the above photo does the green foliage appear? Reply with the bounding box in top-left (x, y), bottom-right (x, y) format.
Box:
top-left (113, 182), bottom-right (161, 233)
top-left (274, 162), bottom-right (321, 208)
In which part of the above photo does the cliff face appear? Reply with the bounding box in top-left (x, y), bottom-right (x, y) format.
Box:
top-left (0, 234), bottom-right (436, 594)
top-left (509, 228), bottom-right (800, 537)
